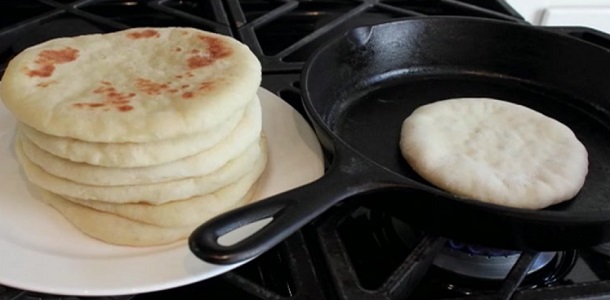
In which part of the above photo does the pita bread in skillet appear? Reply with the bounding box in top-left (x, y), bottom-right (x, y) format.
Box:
top-left (15, 135), bottom-right (266, 204)
top-left (399, 98), bottom-right (588, 209)
top-left (0, 27), bottom-right (261, 143)
top-left (65, 143), bottom-right (266, 227)
top-left (18, 104), bottom-right (244, 168)
top-left (19, 99), bottom-right (262, 185)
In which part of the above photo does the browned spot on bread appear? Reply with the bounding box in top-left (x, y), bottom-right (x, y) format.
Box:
top-left (28, 65), bottom-right (54, 78)
top-left (186, 35), bottom-right (232, 70)
top-left (187, 56), bottom-right (213, 69)
top-left (168, 89), bottom-right (178, 93)
top-left (118, 105), bottom-right (134, 112)
top-left (73, 82), bottom-right (136, 112)
top-left (127, 29), bottom-right (160, 39)
top-left (36, 80), bottom-right (56, 88)
top-left (38, 47), bottom-right (79, 63)
top-left (26, 47), bottom-right (79, 78)
top-left (177, 82), bottom-right (214, 99)
top-left (175, 75), bottom-right (183, 79)
top-left (198, 81), bottom-right (213, 91)
top-left (136, 78), bottom-right (169, 95)
top-left (73, 103), bottom-right (106, 108)
top-left (200, 35), bottom-right (232, 60)
top-left (175, 47), bottom-right (182, 52)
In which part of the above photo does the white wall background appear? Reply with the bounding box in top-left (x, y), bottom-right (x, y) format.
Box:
top-left (505, 0), bottom-right (610, 33)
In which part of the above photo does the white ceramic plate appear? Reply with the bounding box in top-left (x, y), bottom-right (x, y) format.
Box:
top-left (0, 88), bottom-right (324, 296)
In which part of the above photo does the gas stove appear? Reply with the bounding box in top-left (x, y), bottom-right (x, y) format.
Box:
top-left (1, 1), bottom-right (609, 300)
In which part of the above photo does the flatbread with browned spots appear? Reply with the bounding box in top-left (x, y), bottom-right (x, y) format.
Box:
top-left (0, 27), bottom-right (261, 142)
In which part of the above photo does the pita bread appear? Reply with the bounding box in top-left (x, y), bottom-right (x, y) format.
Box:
top-left (19, 99), bottom-right (262, 185)
top-left (18, 104), bottom-right (244, 168)
top-left (0, 27), bottom-right (261, 143)
top-left (65, 143), bottom-right (266, 227)
top-left (29, 142), bottom-right (266, 246)
top-left (15, 135), bottom-right (266, 204)
top-left (35, 187), bottom-right (214, 247)
top-left (400, 98), bottom-right (588, 209)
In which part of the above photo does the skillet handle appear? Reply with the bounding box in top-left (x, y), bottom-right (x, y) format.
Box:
top-left (189, 157), bottom-right (390, 265)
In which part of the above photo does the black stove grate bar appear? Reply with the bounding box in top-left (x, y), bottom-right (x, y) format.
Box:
top-left (496, 251), bottom-right (540, 300)
top-left (227, 0), bottom-right (299, 58)
top-left (225, 0), bottom-right (527, 73)
top-left (221, 231), bottom-right (327, 300)
top-left (513, 280), bottom-right (610, 300)
top-left (374, 3), bottom-right (427, 17)
top-left (0, 9), bottom-right (63, 59)
top-left (56, 6), bottom-right (130, 30)
top-left (313, 204), bottom-right (446, 300)
top-left (148, 0), bottom-right (232, 36)
top-left (481, 0), bottom-right (525, 20)
top-left (230, 0), bottom-right (379, 72)
top-left (379, 237), bottom-right (447, 300)
top-left (542, 26), bottom-right (610, 51)
top-left (440, 0), bottom-right (527, 23)
top-left (0, 286), bottom-right (26, 300)
top-left (38, 0), bottom-right (98, 8)
top-left (270, 2), bottom-right (371, 63)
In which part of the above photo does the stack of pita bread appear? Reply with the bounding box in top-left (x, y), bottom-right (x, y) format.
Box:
top-left (0, 27), bottom-right (265, 246)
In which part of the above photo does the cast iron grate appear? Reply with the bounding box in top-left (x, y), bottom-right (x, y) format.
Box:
top-left (224, 0), bottom-right (526, 72)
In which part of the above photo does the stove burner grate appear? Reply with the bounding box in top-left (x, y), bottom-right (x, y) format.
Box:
top-left (224, 0), bottom-right (526, 72)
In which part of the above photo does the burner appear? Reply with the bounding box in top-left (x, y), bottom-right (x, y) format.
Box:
top-left (432, 241), bottom-right (556, 280)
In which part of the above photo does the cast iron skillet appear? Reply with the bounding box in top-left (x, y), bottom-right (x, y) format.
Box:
top-left (190, 17), bottom-right (610, 265)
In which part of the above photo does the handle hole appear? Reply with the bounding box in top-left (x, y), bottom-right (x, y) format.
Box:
top-left (217, 217), bottom-right (273, 246)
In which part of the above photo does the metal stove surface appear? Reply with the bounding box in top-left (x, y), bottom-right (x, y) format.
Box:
top-left (1, 1), bottom-right (610, 300)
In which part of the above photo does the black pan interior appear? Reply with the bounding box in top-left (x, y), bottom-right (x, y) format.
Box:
top-left (334, 72), bottom-right (610, 214)
top-left (303, 18), bottom-right (610, 220)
